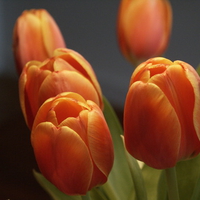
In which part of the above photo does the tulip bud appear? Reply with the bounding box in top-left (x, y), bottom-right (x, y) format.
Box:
top-left (117, 0), bottom-right (172, 65)
top-left (124, 57), bottom-right (200, 169)
top-left (13, 9), bottom-right (66, 75)
top-left (31, 92), bottom-right (114, 195)
top-left (19, 48), bottom-right (103, 129)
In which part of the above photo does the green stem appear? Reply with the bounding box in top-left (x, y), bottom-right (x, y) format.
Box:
top-left (165, 167), bottom-right (179, 200)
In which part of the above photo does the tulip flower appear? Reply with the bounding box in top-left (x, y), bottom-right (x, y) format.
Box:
top-left (124, 57), bottom-right (200, 169)
top-left (31, 92), bottom-right (114, 195)
top-left (13, 9), bottom-right (66, 75)
top-left (19, 48), bottom-right (103, 129)
top-left (117, 0), bottom-right (172, 66)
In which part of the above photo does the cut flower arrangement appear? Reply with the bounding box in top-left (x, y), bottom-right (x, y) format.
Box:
top-left (12, 1), bottom-right (200, 200)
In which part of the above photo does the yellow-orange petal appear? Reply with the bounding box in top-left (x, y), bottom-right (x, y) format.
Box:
top-left (124, 81), bottom-right (181, 169)
top-left (40, 9), bottom-right (66, 57)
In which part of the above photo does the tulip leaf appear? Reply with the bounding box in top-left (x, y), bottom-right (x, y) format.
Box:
top-left (33, 170), bottom-right (83, 200)
top-left (121, 135), bottom-right (147, 200)
top-left (157, 155), bottom-right (200, 200)
top-left (191, 175), bottom-right (200, 200)
top-left (176, 155), bottom-right (200, 200)
top-left (157, 170), bottom-right (168, 200)
top-left (141, 164), bottom-right (162, 200)
top-left (101, 96), bottom-right (135, 200)
top-left (89, 187), bottom-right (108, 200)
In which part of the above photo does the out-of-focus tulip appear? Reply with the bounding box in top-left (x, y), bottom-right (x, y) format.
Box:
top-left (124, 57), bottom-right (200, 169)
top-left (13, 9), bottom-right (66, 75)
top-left (19, 48), bottom-right (103, 129)
top-left (31, 92), bottom-right (114, 195)
top-left (117, 0), bottom-right (172, 66)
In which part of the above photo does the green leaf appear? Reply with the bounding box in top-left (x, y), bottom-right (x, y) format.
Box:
top-left (142, 164), bottom-right (162, 200)
top-left (102, 96), bottom-right (135, 200)
top-left (176, 155), bottom-right (200, 200)
top-left (157, 171), bottom-right (167, 200)
top-left (89, 187), bottom-right (108, 200)
top-left (191, 175), bottom-right (200, 200)
top-left (122, 136), bottom-right (148, 200)
top-left (157, 155), bottom-right (200, 200)
top-left (33, 170), bottom-right (83, 200)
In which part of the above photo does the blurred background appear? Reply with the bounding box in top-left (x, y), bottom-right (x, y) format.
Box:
top-left (1, 0), bottom-right (200, 199)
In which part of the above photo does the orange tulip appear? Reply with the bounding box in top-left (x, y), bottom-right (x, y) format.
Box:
top-left (31, 92), bottom-right (114, 195)
top-left (124, 57), bottom-right (200, 169)
top-left (19, 48), bottom-right (103, 129)
top-left (13, 9), bottom-right (66, 75)
top-left (117, 0), bottom-right (172, 65)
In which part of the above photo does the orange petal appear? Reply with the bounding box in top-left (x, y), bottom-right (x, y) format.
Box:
top-left (54, 48), bottom-right (103, 108)
top-left (86, 101), bottom-right (114, 183)
top-left (150, 64), bottom-right (200, 159)
top-left (124, 81), bottom-right (181, 169)
top-left (31, 122), bottom-right (93, 195)
top-left (19, 62), bottom-right (50, 128)
top-left (60, 115), bottom-right (88, 143)
top-left (40, 9), bottom-right (66, 57)
top-left (38, 70), bottom-right (100, 107)
top-left (14, 11), bottom-right (48, 67)
top-left (176, 61), bottom-right (200, 141)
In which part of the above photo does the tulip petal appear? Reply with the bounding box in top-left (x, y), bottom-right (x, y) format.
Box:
top-left (86, 101), bottom-right (114, 184)
top-left (124, 81), bottom-right (181, 169)
top-left (54, 48), bottom-right (103, 108)
top-left (149, 64), bottom-right (200, 159)
top-left (40, 9), bottom-right (66, 57)
top-left (14, 12), bottom-right (47, 69)
top-left (176, 61), bottom-right (200, 141)
top-left (59, 106), bottom-right (91, 143)
top-left (32, 92), bottom-right (90, 130)
top-left (19, 62), bottom-right (50, 128)
top-left (38, 70), bottom-right (100, 107)
top-left (31, 122), bottom-right (93, 195)
top-left (53, 57), bottom-right (78, 72)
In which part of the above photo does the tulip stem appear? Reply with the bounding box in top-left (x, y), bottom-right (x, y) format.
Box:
top-left (165, 167), bottom-right (179, 200)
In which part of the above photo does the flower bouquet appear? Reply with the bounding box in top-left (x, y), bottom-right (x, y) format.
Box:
top-left (12, 1), bottom-right (200, 200)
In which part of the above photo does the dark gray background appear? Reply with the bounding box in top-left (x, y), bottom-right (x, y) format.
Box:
top-left (1, 1), bottom-right (200, 199)
top-left (1, 0), bottom-right (200, 107)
